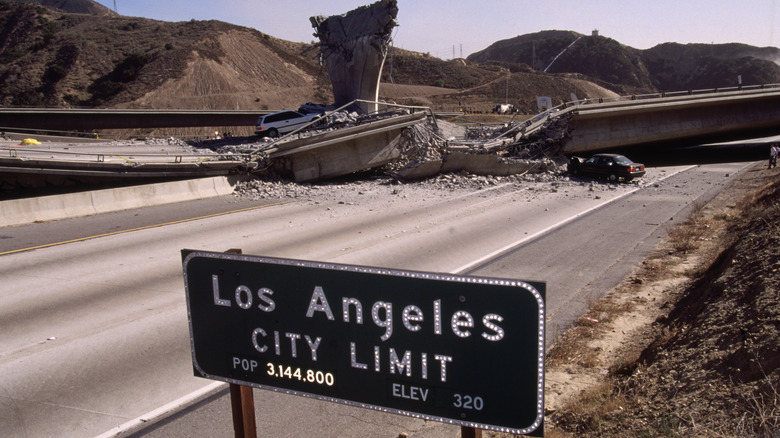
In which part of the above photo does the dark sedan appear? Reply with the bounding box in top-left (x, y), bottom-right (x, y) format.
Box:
top-left (568, 153), bottom-right (646, 182)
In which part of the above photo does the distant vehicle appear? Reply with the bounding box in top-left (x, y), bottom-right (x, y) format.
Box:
top-left (568, 153), bottom-right (646, 182)
top-left (492, 103), bottom-right (518, 114)
top-left (255, 110), bottom-right (322, 138)
top-left (297, 102), bottom-right (329, 115)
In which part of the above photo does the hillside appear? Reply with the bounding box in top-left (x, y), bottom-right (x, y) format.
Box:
top-left (469, 30), bottom-right (780, 93)
top-left (379, 49), bottom-right (620, 113)
top-left (468, 30), bottom-right (655, 92)
top-left (2, 0), bottom-right (780, 119)
top-left (0, 1), bottom-right (622, 118)
top-left (0, 1), bottom-right (329, 110)
top-left (643, 42), bottom-right (780, 90)
top-left (6, 0), bottom-right (114, 15)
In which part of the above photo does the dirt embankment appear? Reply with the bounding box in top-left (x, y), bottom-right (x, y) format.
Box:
top-left (537, 165), bottom-right (780, 438)
top-left (125, 29), bottom-right (327, 112)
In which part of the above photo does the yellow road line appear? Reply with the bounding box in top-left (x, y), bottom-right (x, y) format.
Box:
top-left (0, 200), bottom-right (290, 256)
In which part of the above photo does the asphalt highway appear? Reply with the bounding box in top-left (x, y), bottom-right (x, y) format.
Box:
top-left (0, 162), bottom-right (753, 437)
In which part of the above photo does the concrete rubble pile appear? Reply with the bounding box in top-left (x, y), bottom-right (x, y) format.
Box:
top-left (232, 162), bottom-right (572, 202)
top-left (210, 108), bottom-right (414, 155)
top-left (385, 121), bottom-right (449, 172)
top-left (216, 107), bottom-right (569, 188)
top-left (389, 114), bottom-right (567, 180)
top-left (458, 111), bottom-right (572, 158)
top-left (315, 108), bottom-right (414, 134)
top-left (231, 113), bottom-right (572, 200)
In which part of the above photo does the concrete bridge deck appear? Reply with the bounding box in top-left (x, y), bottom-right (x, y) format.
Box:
top-left (0, 109), bottom-right (428, 187)
top-left (3, 85), bottom-right (780, 186)
top-left (560, 85), bottom-right (780, 154)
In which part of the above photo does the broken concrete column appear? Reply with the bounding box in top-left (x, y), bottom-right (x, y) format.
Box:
top-left (310, 0), bottom-right (398, 114)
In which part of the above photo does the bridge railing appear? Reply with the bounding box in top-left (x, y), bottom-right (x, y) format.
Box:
top-left (563, 82), bottom-right (780, 108)
top-left (248, 99), bottom-right (437, 156)
top-left (466, 81), bottom-right (780, 145)
top-left (0, 145), bottom-right (245, 165)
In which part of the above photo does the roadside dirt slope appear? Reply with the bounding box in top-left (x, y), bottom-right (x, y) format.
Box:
top-left (540, 166), bottom-right (780, 437)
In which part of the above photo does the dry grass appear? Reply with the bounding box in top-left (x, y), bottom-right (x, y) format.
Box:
top-left (665, 201), bottom-right (711, 254)
top-left (735, 354), bottom-right (780, 437)
top-left (588, 296), bottom-right (634, 324)
top-left (572, 382), bottom-right (628, 430)
top-left (546, 325), bottom-right (597, 369)
top-left (737, 392), bottom-right (780, 437)
top-left (546, 295), bottom-right (637, 369)
top-left (547, 280), bottom-right (649, 371)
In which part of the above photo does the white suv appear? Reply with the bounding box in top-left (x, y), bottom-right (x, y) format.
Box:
top-left (254, 110), bottom-right (321, 138)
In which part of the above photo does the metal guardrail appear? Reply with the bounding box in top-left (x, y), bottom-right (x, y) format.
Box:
top-left (449, 82), bottom-right (780, 146)
top-left (0, 145), bottom-right (247, 165)
top-left (557, 82), bottom-right (780, 108)
top-left (247, 99), bottom-right (437, 156)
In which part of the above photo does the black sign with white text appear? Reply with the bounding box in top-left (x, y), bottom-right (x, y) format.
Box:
top-left (182, 250), bottom-right (545, 435)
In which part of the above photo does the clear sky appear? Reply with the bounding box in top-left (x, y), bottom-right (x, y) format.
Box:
top-left (93, 0), bottom-right (779, 59)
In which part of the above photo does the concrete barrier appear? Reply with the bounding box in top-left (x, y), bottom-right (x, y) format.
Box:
top-left (0, 176), bottom-right (240, 228)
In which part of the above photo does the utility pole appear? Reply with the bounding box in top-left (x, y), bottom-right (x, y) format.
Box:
top-left (505, 68), bottom-right (510, 104)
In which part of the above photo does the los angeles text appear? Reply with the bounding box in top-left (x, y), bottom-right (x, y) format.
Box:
top-left (212, 276), bottom-right (506, 384)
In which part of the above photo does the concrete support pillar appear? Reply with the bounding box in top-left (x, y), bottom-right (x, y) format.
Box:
top-left (310, 0), bottom-right (398, 114)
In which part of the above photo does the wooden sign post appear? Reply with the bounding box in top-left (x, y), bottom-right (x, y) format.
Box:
top-left (224, 249), bottom-right (258, 438)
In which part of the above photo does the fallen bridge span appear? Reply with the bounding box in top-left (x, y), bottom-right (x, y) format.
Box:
top-left (561, 86), bottom-right (780, 154)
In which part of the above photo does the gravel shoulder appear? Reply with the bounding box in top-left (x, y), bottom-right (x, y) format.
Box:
top-left (536, 163), bottom-right (780, 438)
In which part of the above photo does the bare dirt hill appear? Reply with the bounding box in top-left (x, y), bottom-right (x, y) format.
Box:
top-left (3, 1), bottom-right (780, 127)
top-left (0, 2), bottom-right (329, 110)
top-left (0, 2), bottom-right (652, 117)
top-left (469, 30), bottom-right (780, 94)
top-left (123, 29), bottom-right (330, 111)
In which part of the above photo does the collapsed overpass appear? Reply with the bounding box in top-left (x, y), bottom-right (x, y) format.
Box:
top-left (3, 86), bottom-right (780, 186)
top-left (559, 86), bottom-right (780, 154)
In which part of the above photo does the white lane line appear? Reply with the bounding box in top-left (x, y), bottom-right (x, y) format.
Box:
top-left (452, 165), bottom-right (698, 274)
top-left (93, 381), bottom-right (226, 438)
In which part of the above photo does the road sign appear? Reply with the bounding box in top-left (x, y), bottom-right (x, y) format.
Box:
top-left (182, 250), bottom-right (545, 435)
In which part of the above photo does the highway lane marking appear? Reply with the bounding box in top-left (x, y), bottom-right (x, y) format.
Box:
top-left (456, 162), bottom-right (755, 330)
top-left (453, 165), bottom-right (699, 274)
top-left (93, 381), bottom-right (227, 438)
top-left (532, 162), bottom-right (755, 325)
top-left (84, 164), bottom-right (737, 437)
top-left (0, 201), bottom-right (290, 256)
